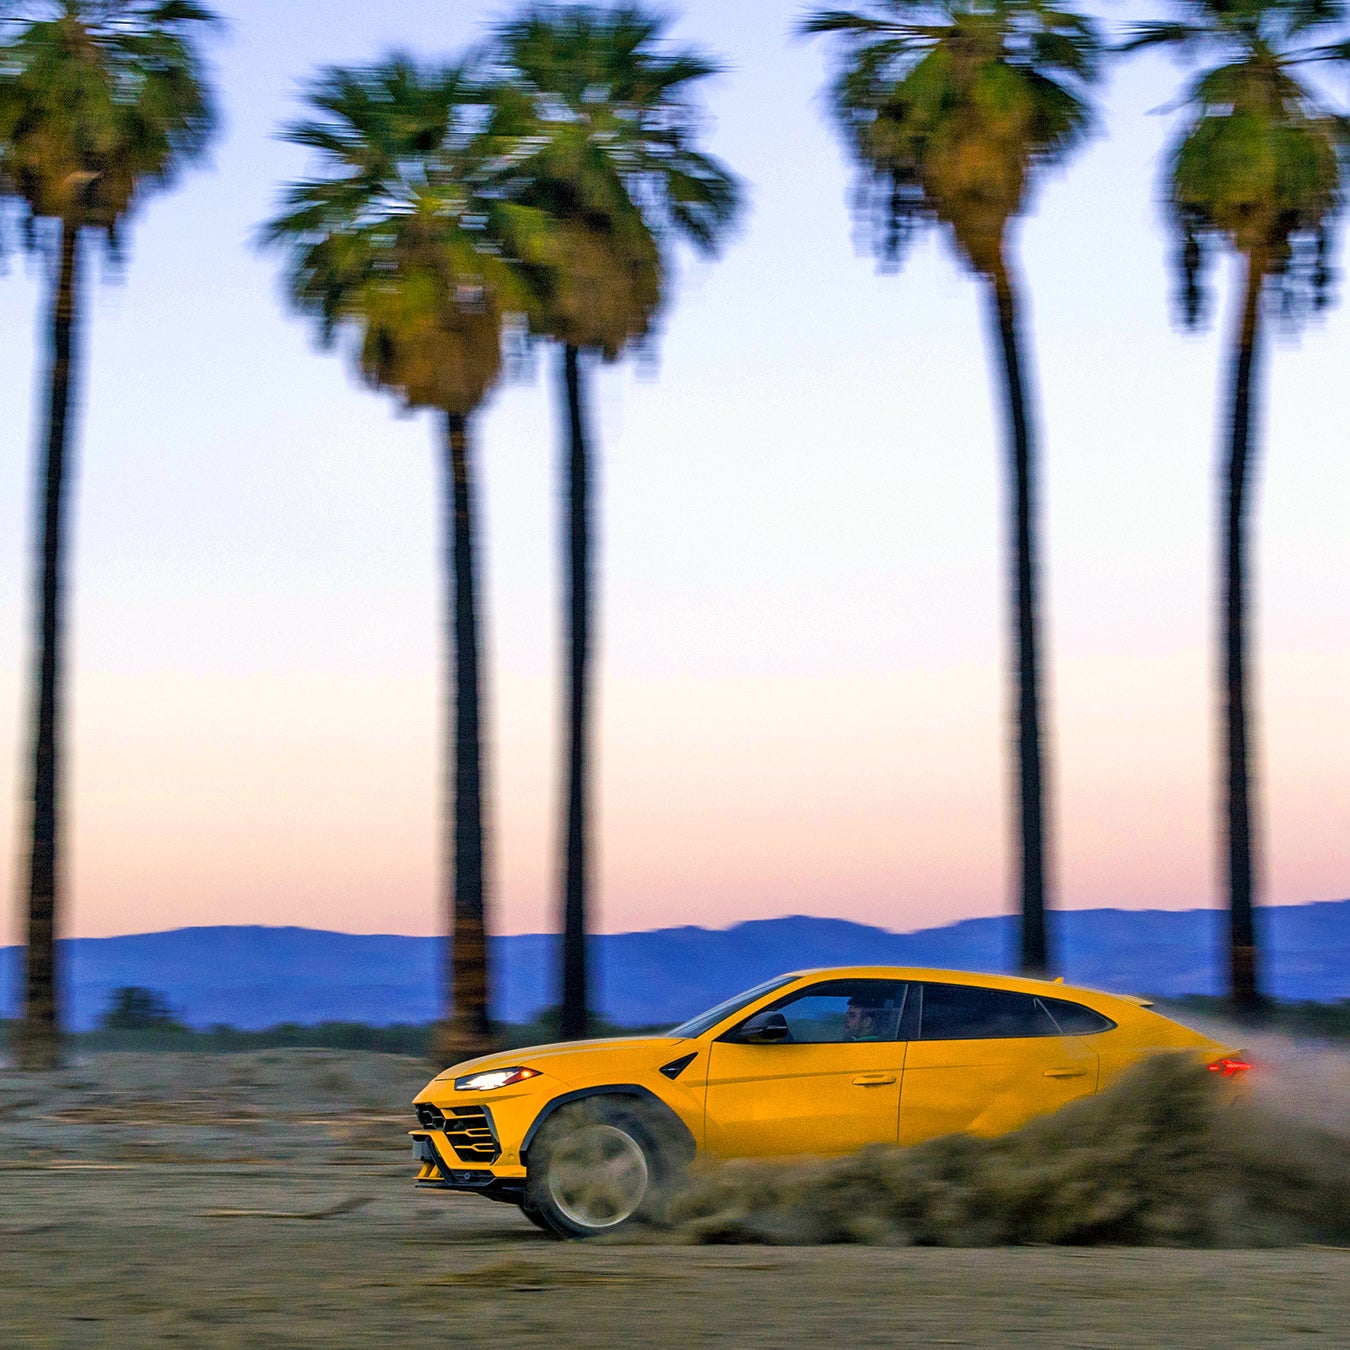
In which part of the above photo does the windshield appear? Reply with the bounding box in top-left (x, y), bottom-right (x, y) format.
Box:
top-left (667, 974), bottom-right (800, 1039)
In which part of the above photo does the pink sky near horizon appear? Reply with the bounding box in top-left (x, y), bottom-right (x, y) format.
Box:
top-left (3, 648), bottom-right (1345, 942)
top-left (1, 1), bottom-right (1348, 945)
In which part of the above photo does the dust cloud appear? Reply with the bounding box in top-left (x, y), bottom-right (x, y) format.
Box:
top-left (658, 1044), bottom-right (1350, 1248)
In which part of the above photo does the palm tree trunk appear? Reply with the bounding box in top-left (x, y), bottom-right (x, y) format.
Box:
top-left (1223, 253), bottom-right (1265, 1017)
top-left (435, 410), bottom-right (492, 1063)
top-left (559, 344), bottom-right (592, 1040)
top-left (19, 219), bottom-right (82, 1071)
top-left (984, 255), bottom-right (1050, 975)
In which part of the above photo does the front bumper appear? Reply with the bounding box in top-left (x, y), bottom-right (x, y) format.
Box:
top-left (411, 1082), bottom-right (548, 1177)
top-left (410, 1132), bottom-right (526, 1203)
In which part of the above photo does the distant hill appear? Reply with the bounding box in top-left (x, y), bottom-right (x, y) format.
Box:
top-left (1, 900), bottom-right (1346, 1031)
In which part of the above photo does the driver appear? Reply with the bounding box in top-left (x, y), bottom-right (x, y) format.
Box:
top-left (843, 996), bottom-right (880, 1041)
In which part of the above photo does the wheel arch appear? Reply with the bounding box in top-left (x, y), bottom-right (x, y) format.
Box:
top-left (520, 1084), bottom-right (696, 1166)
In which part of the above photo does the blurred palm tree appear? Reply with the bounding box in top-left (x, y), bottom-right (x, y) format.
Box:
top-left (0, 0), bottom-right (218, 1070)
top-left (263, 59), bottom-right (524, 1063)
top-left (1122, 0), bottom-right (1349, 1015)
top-left (802, 0), bottom-right (1102, 976)
top-left (486, 4), bottom-right (740, 1038)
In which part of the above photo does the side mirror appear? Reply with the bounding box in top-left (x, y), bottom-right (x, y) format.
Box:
top-left (730, 1010), bottom-right (789, 1044)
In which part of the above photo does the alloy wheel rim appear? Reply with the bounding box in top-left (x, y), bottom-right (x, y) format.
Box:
top-left (546, 1123), bottom-right (650, 1230)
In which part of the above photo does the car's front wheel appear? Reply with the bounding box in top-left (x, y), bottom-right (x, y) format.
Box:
top-left (524, 1100), bottom-right (663, 1239)
top-left (517, 1198), bottom-right (554, 1233)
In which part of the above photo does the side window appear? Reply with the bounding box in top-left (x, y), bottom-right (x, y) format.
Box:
top-left (1038, 996), bottom-right (1117, 1035)
top-left (918, 983), bottom-right (1059, 1040)
top-left (758, 979), bottom-right (908, 1043)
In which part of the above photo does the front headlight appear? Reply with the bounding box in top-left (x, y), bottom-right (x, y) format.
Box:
top-left (454, 1066), bottom-right (540, 1092)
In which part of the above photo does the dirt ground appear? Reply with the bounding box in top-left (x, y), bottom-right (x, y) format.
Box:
top-left (2, 1049), bottom-right (1348, 1348)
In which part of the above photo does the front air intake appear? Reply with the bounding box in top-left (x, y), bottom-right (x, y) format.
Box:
top-left (415, 1102), bottom-right (447, 1130)
top-left (444, 1105), bottom-right (500, 1163)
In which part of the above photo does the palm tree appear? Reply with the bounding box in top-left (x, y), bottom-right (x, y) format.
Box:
top-left (802, 1), bottom-right (1101, 976)
top-left (487, 4), bottom-right (740, 1038)
top-left (0, 0), bottom-right (217, 1070)
top-left (263, 59), bottom-right (522, 1063)
top-left (1122, 1), bottom-right (1348, 1015)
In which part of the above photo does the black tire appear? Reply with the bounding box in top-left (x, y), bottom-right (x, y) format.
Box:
top-left (517, 1198), bottom-right (555, 1233)
top-left (524, 1099), bottom-right (671, 1239)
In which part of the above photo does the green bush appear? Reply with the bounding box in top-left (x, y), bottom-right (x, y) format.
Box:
top-left (1162, 996), bottom-right (1350, 1041)
top-left (3, 997), bottom-right (1342, 1058)
top-left (99, 986), bottom-right (186, 1031)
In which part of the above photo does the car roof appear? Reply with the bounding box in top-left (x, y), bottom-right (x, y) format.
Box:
top-left (770, 966), bottom-right (1150, 1009)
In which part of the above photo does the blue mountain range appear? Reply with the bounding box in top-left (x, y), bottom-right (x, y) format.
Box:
top-left (2, 900), bottom-right (1346, 1031)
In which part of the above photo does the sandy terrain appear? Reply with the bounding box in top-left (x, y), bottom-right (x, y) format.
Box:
top-left (2, 1049), bottom-right (1347, 1348)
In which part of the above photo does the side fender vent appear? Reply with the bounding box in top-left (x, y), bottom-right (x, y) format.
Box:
top-left (659, 1052), bottom-right (697, 1081)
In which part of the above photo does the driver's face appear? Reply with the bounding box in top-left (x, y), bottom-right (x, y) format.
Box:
top-left (844, 1005), bottom-right (873, 1036)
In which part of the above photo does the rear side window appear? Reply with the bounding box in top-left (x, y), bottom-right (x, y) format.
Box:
top-left (918, 984), bottom-right (1059, 1040)
top-left (1038, 996), bottom-right (1116, 1035)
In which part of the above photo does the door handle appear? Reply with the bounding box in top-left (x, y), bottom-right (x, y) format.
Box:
top-left (1043, 1067), bottom-right (1089, 1078)
top-left (851, 1073), bottom-right (897, 1086)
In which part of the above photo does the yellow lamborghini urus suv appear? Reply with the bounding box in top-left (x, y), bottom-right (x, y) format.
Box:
top-left (410, 966), bottom-right (1245, 1238)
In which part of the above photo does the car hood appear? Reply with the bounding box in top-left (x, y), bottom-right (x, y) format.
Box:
top-left (430, 1035), bottom-right (690, 1084)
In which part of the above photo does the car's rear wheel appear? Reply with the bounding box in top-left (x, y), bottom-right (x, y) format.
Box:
top-left (525, 1101), bottom-right (663, 1239)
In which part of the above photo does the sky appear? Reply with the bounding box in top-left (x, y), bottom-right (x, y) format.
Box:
top-left (1, 0), bottom-right (1347, 948)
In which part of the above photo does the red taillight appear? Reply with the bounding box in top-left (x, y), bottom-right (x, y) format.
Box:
top-left (1207, 1056), bottom-right (1252, 1077)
